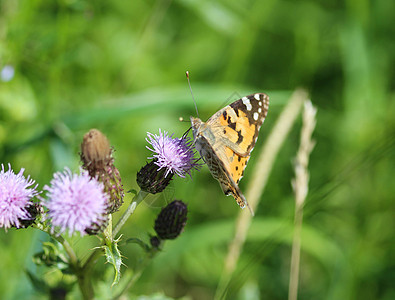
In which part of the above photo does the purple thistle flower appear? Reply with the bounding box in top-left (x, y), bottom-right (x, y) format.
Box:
top-left (146, 129), bottom-right (200, 178)
top-left (44, 168), bottom-right (108, 236)
top-left (0, 164), bottom-right (39, 229)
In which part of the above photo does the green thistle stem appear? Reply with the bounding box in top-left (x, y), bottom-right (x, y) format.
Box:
top-left (82, 189), bottom-right (148, 269)
top-left (34, 223), bottom-right (93, 299)
top-left (113, 242), bottom-right (161, 299)
top-left (75, 189), bottom-right (148, 298)
top-left (103, 214), bottom-right (113, 245)
top-left (112, 190), bottom-right (148, 238)
top-left (34, 190), bottom-right (149, 299)
top-left (34, 223), bottom-right (79, 267)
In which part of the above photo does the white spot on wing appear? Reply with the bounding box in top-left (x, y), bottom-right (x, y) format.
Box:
top-left (254, 94), bottom-right (260, 100)
top-left (258, 101), bottom-right (262, 106)
top-left (242, 97), bottom-right (252, 111)
top-left (253, 112), bottom-right (259, 120)
top-left (258, 107), bottom-right (262, 113)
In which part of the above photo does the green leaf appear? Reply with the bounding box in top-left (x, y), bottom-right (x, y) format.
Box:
top-left (125, 238), bottom-right (150, 252)
top-left (103, 238), bottom-right (123, 287)
top-left (33, 241), bottom-right (70, 273)
top-left (25, 269), bottom-right (49, 294)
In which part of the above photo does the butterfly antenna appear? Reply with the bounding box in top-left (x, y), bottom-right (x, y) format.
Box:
top-left (186, 71), bottom-right (199, 118)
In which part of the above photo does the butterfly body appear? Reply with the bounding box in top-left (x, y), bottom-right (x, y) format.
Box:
top-left (191, 93), bottom-right (269, 214)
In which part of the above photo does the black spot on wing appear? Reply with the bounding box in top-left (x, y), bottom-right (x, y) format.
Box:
top-left (228, 120), bottom-right (236, 130)
top-left (236, 130), bottom-right (243, 144)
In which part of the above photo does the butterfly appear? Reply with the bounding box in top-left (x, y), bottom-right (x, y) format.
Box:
top-left (191, 93), bottom-right (269, 215)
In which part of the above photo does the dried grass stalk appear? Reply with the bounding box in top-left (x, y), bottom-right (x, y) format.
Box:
top-left (288, 100), bottom-right (317, 300)
top-left (215, 89), bottom-right (308, 299)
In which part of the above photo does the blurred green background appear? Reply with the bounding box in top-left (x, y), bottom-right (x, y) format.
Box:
top-left (0, 0), bottom-right (394, 299)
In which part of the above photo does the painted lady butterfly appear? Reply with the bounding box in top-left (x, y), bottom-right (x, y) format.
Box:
top-left (191, 93), bottom-right (269, 215)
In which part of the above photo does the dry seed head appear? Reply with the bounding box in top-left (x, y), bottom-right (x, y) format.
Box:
top-left (80, 129), bottom-right (124, 213)
top-left (81, 129), bottom-right (112, 173)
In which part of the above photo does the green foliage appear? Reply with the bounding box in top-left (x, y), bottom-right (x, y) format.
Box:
top-left (103, 237), bottom-right (123, 287)
top-left (1, 0), bottom-right (394, 299)
top-left (33, 241), bottom-right (70, 273)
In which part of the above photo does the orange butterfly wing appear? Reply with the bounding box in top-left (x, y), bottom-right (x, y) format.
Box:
top-left (191, 93), bottom-right (269, 213)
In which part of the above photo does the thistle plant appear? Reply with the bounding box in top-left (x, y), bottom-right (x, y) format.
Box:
top-left (136, 130), bottom-right (199, 194)
top-left (43, 168), bottom-right (109, 236)
top-left (145, 129), bottom-right (200, 178)
top-left (0, 128), bottom-right (198, 299)
top-left (0, 164), bottom-right (40, 229)
top-left (80, 129), bottom-right (124, 213)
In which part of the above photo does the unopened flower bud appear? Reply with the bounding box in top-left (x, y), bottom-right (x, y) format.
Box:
top-left (136, 160), bottom-right (174, 194)
top-left (85, 215), bottom-right (109, 235)
top-left (154, 200), bottom-right (188, 240)
top-left (80, 129), bottom-right (124, 213)
top-left (17, 203), bottom-right (43, 229)
top-left (81, 129), bottom-right (112, 172)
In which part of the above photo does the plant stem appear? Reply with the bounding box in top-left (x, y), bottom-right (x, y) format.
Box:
top-left (35, 190), bottom-right (149, 298)
top-left (112, 190), bottom-right (148, 238)
top-left (289, 204), bottom-right (303, 300)
top-left (57, 235), bottom-right (94, 300)
top-left (75, 268), bottom-right (95, 300)
top-left (75, 189), bottom-right (149, 298)
top-left (112, 244), bottom-right (160, 300)
top-left (81, 190), bottom-right (148, 272)
top-left (288, 100), bottom-right (316, 300)
top-left (75, 216), bottom-right (114, 299)
top-left (216, 89), bottom-right (307, 300)
top-left (112, 260), bottom-right (148, 300)
top-left (34, 223), bottom-right (79, 268)
top-left (52, 235), bottom-right (79, 268)
top-left (103, 214), bottom-right (113, 245)
top-left (34, 223), bottom-right (94, 299)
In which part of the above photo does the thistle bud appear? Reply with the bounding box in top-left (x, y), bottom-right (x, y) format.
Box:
top-left (154, 200), bottom-right (188, 240)
top-left (136, 160), bottom-right (174, 194)
top-left (85, 215), bottom-right (109, 235)
top-left (81, 129), bottom-right (111, 172)
top-left (17, 203), bottom-right (43, 229)
top-left (80, 129), bottom-right (124, 213)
